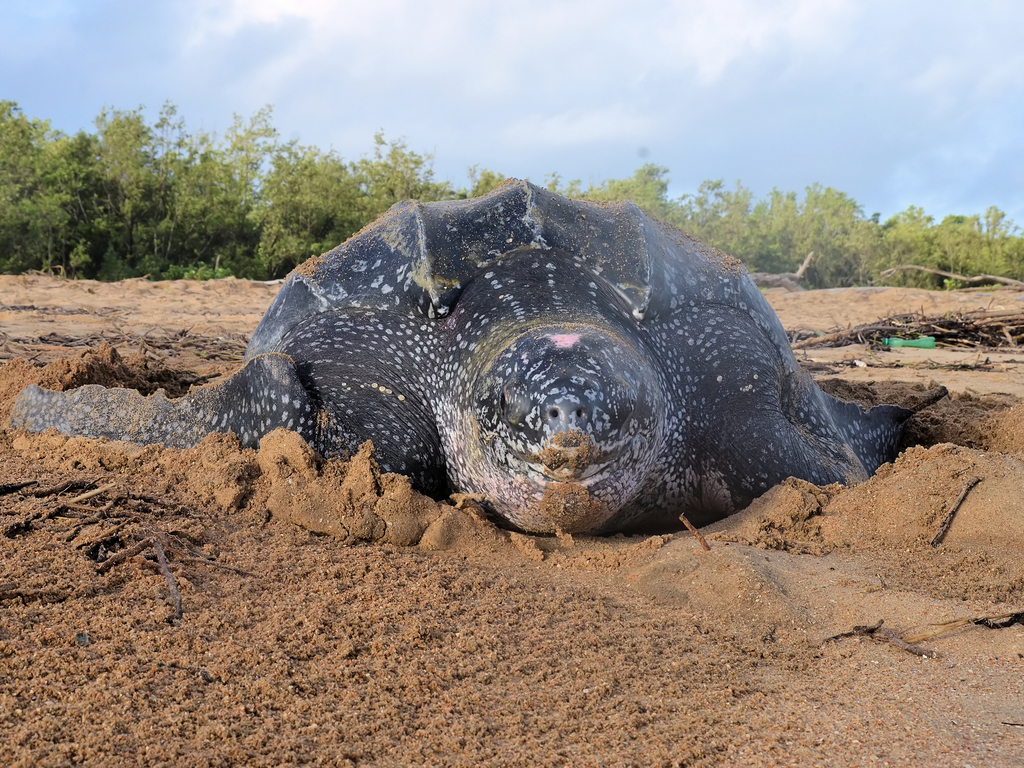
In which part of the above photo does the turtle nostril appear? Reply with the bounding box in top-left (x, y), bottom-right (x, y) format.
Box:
top-left (575, 408), bottom-right (584, 419)
top-left (548, 408), bottom-right (561, 420)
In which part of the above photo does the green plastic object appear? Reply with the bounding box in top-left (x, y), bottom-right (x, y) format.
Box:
top-left (883, 336), bottom-right (936, 348)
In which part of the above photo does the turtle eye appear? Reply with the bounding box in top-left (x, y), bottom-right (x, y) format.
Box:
top-left (500, 383), bottom-right (531, 427)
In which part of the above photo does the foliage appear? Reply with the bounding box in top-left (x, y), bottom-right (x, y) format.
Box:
top-left (550, 165), bottom-right (1023, 289)
top-left (0, 101), bottom-right (69, 275)
top-left (1, 100), bottom-right (1022, 288)
top-left (255, 142), bottom-right (362, 275)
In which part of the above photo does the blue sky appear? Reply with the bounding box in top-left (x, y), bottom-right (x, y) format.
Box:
top-left (3, 0), bottom-right (1023, 224)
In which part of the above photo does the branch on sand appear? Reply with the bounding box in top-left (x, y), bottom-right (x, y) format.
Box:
top-left (749, 251), bottom-right (815, 292)
top-left (904, 611), bottom-right (1024, 645)
top-left (792, 308), bottom-right (1024, 350)
top-left (824, 619), bottom-right (936, 657)
top-left (930, 476), bottom-right (982, 547)
top-left (879, 265), bottom-right (1024, 289)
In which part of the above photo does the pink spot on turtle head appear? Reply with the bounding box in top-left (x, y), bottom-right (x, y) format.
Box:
top-left (549, 333), bottom-right (581, 348)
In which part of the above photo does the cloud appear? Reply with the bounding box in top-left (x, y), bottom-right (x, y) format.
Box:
top-left (500, 107), bottom-right (656, 148)
top-left (177, 0), bottom-right (862, 96)
top-left (649, 0), bottom-right (858, 81)
top-left (2, 0), bottom-right (1023, 222)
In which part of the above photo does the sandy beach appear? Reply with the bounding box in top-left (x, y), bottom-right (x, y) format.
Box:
top-left (2, 274), bottom-right (1023, 766)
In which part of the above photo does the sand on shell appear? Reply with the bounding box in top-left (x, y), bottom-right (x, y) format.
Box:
top-left (2, 274), bottom-right (1024, 767)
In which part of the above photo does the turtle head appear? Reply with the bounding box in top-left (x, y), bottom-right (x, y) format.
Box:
top-left (464, 324), bottom-right (666, 533)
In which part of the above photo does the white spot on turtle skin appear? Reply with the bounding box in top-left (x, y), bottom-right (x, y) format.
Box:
top-left (716, 375), bottom-right (723, 383)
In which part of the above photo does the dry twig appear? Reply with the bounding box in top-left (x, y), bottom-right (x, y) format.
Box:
top-left (0, 480), bottom-right (38, 496)
top-left (154, 538), bottom-right (183, 621)
top-left (904, 611), bottom-right (1024, 644)
top-left (791, 307), bottom-right (1024, 350)
top-left (679, 513), bottom-right (711, 552)
top-left (66, 483), bottom-right (118, 505)
top-left (30, 478), bottom-right (99, 498)
top-left (879, 265), bottom-right (1024, 288)
top-left (62, 500), bottom-right (115, 516)
top-left (95, 537), bottom-right (154, 574)
top-left (931, 476), bottom-right (982, 547)
top-left (824, 619), bottom-right (936, 657)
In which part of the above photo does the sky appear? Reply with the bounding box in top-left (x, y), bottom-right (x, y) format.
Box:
top-left (2, 0), bottom-right (1023, 224)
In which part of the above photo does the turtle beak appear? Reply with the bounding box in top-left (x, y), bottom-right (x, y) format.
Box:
top-left (532, 430), bottom-right (604, 481)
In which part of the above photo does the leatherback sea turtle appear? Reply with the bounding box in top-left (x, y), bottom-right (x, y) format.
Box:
top-left (11, 180), bottom-right (912, 533)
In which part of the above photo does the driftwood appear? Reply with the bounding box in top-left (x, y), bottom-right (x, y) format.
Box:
top-left (749, 252), bottom-right (815, 292)
top-left (879, 265), bottom-right (1024, 289)
top-left (792, 308), bottom-right (1024, 349)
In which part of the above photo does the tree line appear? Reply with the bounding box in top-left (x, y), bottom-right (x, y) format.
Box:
top-left (2, 100), bottom-right (1022, 288)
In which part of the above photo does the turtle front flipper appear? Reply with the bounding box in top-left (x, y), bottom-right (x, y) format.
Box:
top-left (11, 353), bottom-right (315, 450)
top-left (13, 344), bottom-right (449, 498)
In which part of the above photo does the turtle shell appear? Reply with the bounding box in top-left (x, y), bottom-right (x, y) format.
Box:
top-left (245, 179), bottom-right (789, 366)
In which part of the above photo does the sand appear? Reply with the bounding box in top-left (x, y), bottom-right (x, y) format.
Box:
top-left (2, 274), bottom-right (1024, 767)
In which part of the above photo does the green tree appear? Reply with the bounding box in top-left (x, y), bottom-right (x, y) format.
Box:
top-left (354, 132), bottom-right (454, 220)
top-left (463, 165), bottom-right (506, 198)
top-left (674, 179), bottom-right (755, 261)
top-left (581, 164), bottom-right (679, 222)
top-left (788, 184), bottom-right (878, 288)
top-left (0, 101), bottom-right (69, 274)
top-left (256, 142), bottom-right (363, 277)
top-left (5, 100), bottom-right (1024, 289)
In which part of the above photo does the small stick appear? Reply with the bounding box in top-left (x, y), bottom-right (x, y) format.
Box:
top-left (824, 619), bottom-right (936, 657)
top-left (61, 506), bottom-right (116, 542)
top-left (61, 501), bottom-right (115, 516)
top-left (0, 480), bottom-right (38, 496)
top-left (75, 519), bottom-right (132, 550)
top-left (904, 610), bottom-right (1024, 644)
top-left (679, 513), bottom-right (711, 552)
top-left (96, 537), bottom-right (154, 574)
top-left (30, 478), bottom-right (97, 497)
top-left (931, 476), bottom-right (982, 547)
top-left (872, 625), bottom-right (937, 657)
top-left (66, 483), bottom-right (118, 505)
top-left (154, 539), bottom-right (183, 620)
